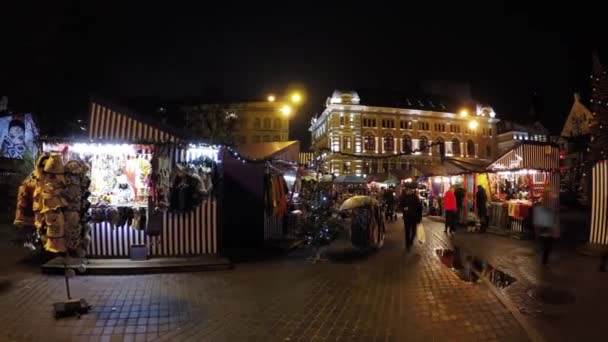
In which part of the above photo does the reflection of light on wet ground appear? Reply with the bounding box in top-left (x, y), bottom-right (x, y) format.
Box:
top-left (435, 248), bottom-right (517, 289)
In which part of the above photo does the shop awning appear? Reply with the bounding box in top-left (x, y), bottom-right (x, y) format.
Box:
top-left (235, 141), bottom-right (300, 162)
top-left (367, 169), bottom-right (418, 182)
top-left (487, 142), bottom-right (560, 171)
top-left (443, 157), bottom-right (489, 173)
top-left (413, 158), bottom-right (487, 177)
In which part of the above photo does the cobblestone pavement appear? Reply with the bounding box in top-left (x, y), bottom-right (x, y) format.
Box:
top-left (425, 219), bottom-right (608, 342)
top-left (0, 220), bottom-right (528, 342)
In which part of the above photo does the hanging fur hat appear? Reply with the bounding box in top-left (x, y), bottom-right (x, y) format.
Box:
top-left (33, 154), bottom-right (50, 178)
top-left (43, 153), bottom-right (65, 174)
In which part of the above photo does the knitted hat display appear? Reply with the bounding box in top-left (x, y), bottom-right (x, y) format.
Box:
top-left (44, 237), bottom-right (66, 253)
top-left (33, 154), bottom-right (50, 178)
top-left (44, 210), bottom-right (65, 231)
top-left (64, 211), bottom-right (81, 251)
top-left (43, 152), bottom-right (65, 174)
top-left (34, 211), bottom-right (44, 229)
top-left (105, 206), bottom-right (119, 226)
top-left (40, 195), bottom-right (67, 213)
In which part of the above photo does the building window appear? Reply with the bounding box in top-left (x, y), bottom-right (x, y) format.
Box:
top-left (263, 118), bottom-right (271, 129)
top-left (489, 128), bottom-right (492, 136)
top-left (486, 145), bottom-right (492, 158)
top-left (383, 133), bottom-right (394, 152)
top-left (252, 135), bottom-right (260, 143)
top-left (452, 138), bottom-right (461, 155)
top-left (343, 136), bottom-right (352, 149)
top-left (419, 122), bottom-right (429, 131)
top-left (400, 120), bottom-right (412, 129)
top-left (419, 136), bottom-right (429, 152)
top-left (237, 118), bottom-right (248, 130)
top-left (343, 162), bottom-right (351, 174)
top-left (402, 135), bottom-right (412, 153)
top-left (382, 119), bottom-right (395, 128)
top-left (467, 140), bottom-right (475, 157)
top-left (435, 137), bottom-right (444, 155)
top-left (364, 134), bottom-right (375, 151)
top-left (272, 135), bottom-right (280, 141)
top-left (254, 118), bottom-right (261, 129)
top-left (450, 124), bottom-right (460, 133)
top-left (340, 116), bottom-right (345, 125)
top-left (434, 123), bottom-right (446, 132)
top-left (363, 117), bottom-right (377, 127)
top-left (273, 118), bottom-right (281, 129)
top-left (263, 135), bottom-right (270, 142)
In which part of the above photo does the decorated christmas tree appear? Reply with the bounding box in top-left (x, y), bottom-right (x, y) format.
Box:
top-left (589, 53), bottom-right (608, 161)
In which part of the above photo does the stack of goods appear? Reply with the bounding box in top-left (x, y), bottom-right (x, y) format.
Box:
top-left (89, 205), bottom-right (147, 230)
top-left (169, 160), bottom-right (217, 213)
top-left (264, 174), bottom-right (288, 220)
top-left (151, 146), bottom-right (171, 211)
top-left (14, 153), bottom-right (92, 256)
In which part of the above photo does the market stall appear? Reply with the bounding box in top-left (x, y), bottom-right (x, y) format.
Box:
top-left (31, 141), bottom-right (221, 258)
top-left (222, 141), bottom-right (300, 247)
top-left (415, 159), bottom-right (487, 218)
top-left (486, 142), bottom-right (560, 238)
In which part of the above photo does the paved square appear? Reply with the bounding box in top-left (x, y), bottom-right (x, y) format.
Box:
top-left (0, 219), bottom-right (528, 341)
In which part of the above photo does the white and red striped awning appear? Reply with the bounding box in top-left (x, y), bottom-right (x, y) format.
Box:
top-left (488, 143), bottom-right (560, 171)
top-left (88, 100), bottom-right (180, 143)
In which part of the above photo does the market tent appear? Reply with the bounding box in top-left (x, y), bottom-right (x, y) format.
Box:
top-left (368, 169), bottom-right (417, 182)
top-left (235, 141), bottom-right (300, 162)
top-left (334, 175), bottom-right (367, 184)
top-left (444, 157), bottom-right (489, 173)
top-left (414, 163), bottom-right (469, 177)
top-left (487, 141), bottom-right (560, 171)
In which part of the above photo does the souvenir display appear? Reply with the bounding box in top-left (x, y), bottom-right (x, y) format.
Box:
top-left (169, 157), bottom-right (217, 213)
top-left (264, 173), bottom-right (288, 220)
top-left (14, 153), bottom-right (91, 255)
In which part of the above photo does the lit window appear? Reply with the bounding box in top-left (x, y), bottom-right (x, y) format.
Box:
top-left (343, 136), bottom-right (352, 149)
top-left (383, 133), bottom-right (394, 152)
top-left (364, 134), bottom-right (375, 151)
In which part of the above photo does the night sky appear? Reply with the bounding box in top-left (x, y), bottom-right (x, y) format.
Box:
top-left (2, 2), bottom-right (607, 146)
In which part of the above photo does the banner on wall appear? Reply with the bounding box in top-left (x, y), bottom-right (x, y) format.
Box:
top-left (0, 113), bottom-right (38, 159)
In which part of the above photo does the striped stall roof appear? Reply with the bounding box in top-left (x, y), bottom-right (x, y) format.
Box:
top-left (84, 99), bottom-right (219, 258)
top-left (488, 143), bottom-right (560, 171)
top-left (590, 160), bottom-right (608, 245)
top-left (299, 152), bottom-right (314, 166)
top-left (89, 100), bottom-right (179, 143)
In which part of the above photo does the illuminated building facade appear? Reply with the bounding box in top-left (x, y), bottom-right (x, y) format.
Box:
top-left (309, 90), bottom-right (499, 176)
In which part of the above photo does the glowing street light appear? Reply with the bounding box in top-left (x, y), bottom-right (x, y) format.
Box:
top-left (267, 94), bottom-right (276, 102)
top-left (290, 92), bottom-right (302, 103)
top-left (459, 109), bottom-right (469, 117)
top-left (280, 105), bottom-right (292, 116)
top-left (468, 120), bottom-right (479, 130)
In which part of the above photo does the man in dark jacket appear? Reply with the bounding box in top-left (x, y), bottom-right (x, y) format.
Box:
top-left (476, 185), bottom-right (488, 233)
top-left (399, 186), bottom-right (423, 250)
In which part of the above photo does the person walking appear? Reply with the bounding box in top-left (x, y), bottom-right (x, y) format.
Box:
top-left (399, 185), bottom-right (422, 250)
top-left (383, 186), bottom-right (396, 222)
top-left (476, 185), bottom-right (488, 233)
top-left (443, 186), bottom-right (457, 234)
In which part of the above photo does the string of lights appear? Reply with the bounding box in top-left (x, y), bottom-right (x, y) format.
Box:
top-left (590, 54), bottom-right (608, 161)
top-left (316, 141), bottom-right (445, 160)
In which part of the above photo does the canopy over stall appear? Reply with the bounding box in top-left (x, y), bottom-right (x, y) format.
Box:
top-left (486, 142), bottom-right (560, 238)
top-left (223, 141), bottom-right (300, 248)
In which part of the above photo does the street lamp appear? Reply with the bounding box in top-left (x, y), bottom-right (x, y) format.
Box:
top-left (267, 94), bottom-right (276, 102)
top-left (459, 109), bottom-right (469, 117)
top-left (280, 105), bottom-right (292, 116)
top-left (290, 92), bottom-right (302, 104)
top-left (468, 120), bottom-right (479, 130)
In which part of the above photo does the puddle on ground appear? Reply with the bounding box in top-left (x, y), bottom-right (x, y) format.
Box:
top-left (436, 248), bottom-right (516, 289)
